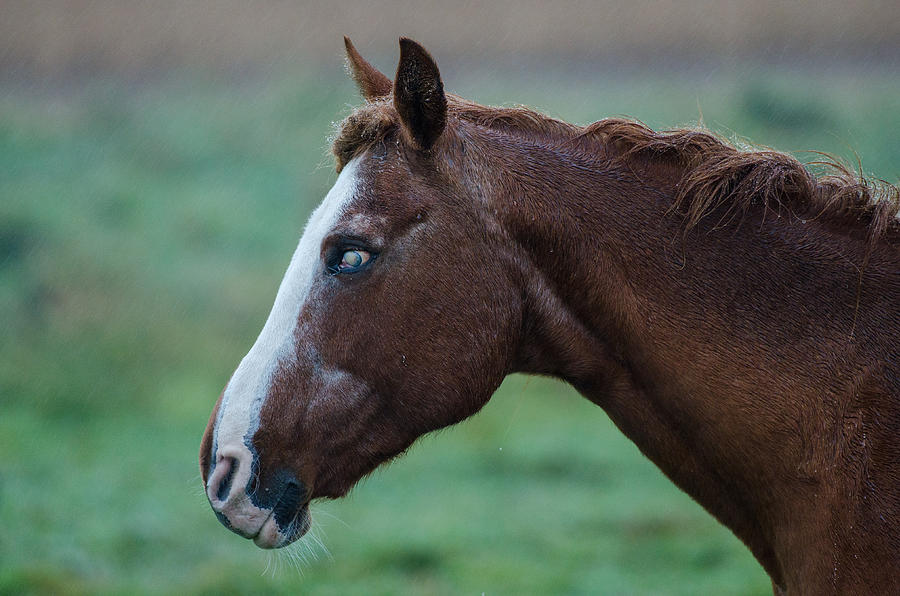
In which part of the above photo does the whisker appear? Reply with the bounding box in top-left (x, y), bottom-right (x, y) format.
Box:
top-left (262, 551), bottom-right (273, 577)
top-left (307, 517), bottom-right (333, 561)
top-left (284, 541), bottom-right (308, 574)
top-left (311, 537), bottom-right (332, 563)
top-left (188, 474), bottom-right (209, 500)
top-left (312, 507), bottom-right (352, 529)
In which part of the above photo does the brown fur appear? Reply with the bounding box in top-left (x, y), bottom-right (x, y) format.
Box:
top-left (334, 102), bottom-right (900, 246)
top-left (203, 38), bottom-right (900, 593)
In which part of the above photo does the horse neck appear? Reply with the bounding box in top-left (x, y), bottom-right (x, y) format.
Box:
top-left (476, 131), bottom-right (899, 589)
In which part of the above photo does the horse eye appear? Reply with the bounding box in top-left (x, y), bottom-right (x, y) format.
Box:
top-left (339, 249), bottom-right (370, 271)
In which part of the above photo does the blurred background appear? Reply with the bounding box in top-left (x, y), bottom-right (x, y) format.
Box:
top-left (1, 2), bottom-right (898, 594)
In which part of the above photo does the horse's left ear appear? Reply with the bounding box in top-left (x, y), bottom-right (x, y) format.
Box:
top-left (344, 37), bottom-right (392, 101)
top-left (394, 38), bottom-right (447, 151)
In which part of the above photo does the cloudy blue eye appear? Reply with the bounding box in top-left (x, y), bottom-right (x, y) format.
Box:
top-left (338, 249), bottom-right (370, 272)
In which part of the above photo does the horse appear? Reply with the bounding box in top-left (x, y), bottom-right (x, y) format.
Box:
top-left (200, 37), bottom-right (900, 593)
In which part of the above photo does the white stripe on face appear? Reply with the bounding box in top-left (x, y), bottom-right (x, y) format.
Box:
top-left (208, 157), bottom-right (362, 516)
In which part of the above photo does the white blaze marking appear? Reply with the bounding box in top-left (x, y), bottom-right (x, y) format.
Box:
top-left (210, 157), bottom-right (361, 508)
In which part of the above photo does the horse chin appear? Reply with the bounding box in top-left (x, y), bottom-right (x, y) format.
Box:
top-left (252, 503), bottom-right (311, 549)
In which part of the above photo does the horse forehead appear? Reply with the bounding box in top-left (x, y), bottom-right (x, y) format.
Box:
top-left (211, 157), bottom-right (364, 457)
top-left (332, 209), bottom-right (389, 241)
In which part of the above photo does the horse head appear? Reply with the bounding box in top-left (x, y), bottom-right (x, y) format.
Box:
top-left (200, 38), bottom-right (522, 548)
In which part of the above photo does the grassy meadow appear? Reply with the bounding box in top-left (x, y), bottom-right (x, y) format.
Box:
top-left (1, 61), bottom-right (898, 595)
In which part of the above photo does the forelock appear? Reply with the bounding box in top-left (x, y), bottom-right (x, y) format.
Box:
top-left (332, 100), bottom-right (398, 171)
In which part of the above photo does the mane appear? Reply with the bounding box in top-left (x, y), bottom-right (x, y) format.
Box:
top-left (333, 98), bottom-right (900, 243)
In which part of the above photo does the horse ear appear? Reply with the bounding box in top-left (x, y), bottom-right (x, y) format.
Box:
top-left (344, 37), bottom-right (392, 101)
top-left (393, 37), bottom-right (447, 151)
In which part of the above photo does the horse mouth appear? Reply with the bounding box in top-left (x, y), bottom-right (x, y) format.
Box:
top-left (254, 477), bottom-right (310, 548)
top-left (252, 501), bottom-right (311, 549)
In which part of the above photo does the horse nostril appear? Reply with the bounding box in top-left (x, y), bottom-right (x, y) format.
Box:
top-left (208, 455), bottom-right (238, 504)
top-left (218, 458), bottom-right (237, 501)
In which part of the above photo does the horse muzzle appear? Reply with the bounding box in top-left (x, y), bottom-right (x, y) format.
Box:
top-left (205, 449), bottom-right (311, 548)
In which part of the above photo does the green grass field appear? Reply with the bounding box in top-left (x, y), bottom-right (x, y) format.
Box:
top-left (2, 63), bottom-right (898, 594)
